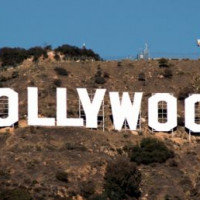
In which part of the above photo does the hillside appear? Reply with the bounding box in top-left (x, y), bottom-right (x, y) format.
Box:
top-left (0, 58), bottom-right (200, 199)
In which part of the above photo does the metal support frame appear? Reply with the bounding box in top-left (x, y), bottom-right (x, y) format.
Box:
top-left (0, 96), bottom-right (8, 118)
top-left (151, 93), bottom-right (175, 136)
top-left (119, 92), bottom-right (142, 132)
top-left (188, 97), bottom-right (200, 142)
top-left (79, 90), bottom-right (105, 131)
top-left (123, 110), bottom-right (142, 132)
top-left (0, 96), bottom-right (14, 130)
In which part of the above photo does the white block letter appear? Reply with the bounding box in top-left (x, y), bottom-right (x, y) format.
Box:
top-left (57, 88), bottom-right (83, 126)
top-left (0, 88), bottom-right (18, 127)
top-left (148, 93), bottom-right (177, 131)
top-left (185, 94), bottom-right (200, 133)
top-left (109, 92), bottom-right (143, 131)
top-left (77, 88), bottom-right (106, 128)
top-left (28, 87), bottom-right (55, 126)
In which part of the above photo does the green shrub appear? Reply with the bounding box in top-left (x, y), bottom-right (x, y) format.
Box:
top-left (94, 67), bottom-right (106, 84)
top-left (178, 87), bottom-right (193, 101)
top-left (117, 62), bottom-right (122, 67)
top-left (0, 188), bottom-right (32, 200)
top-left (0, 47), bottom-right (27, 67)
top-left (12, 71), bottom-right (19, 79)
top-left (163, 69), bottom-right (173, 78)
top-left (53, 79), bottom-right (62, 87)
top-left (0, 44), bottom-right (101, 68)
top-left (138, 72), bottom-right (145, 81)
top-left (95, 76), bottom-right (106, 84)
top-left (116, 148), bottom-right (123, 155)
top-left (27, 46), bottom-right (48, 61)
top-left (0, 46), bottom-right (48, 67)
top-left (103, 72), bottom-right (110, 79)
top-left (88, 194), bottom-right (107, 200)
top-left (54, 67), bottom-right (69, 76)
top-left (54, 53), bottom-right (60, 61)
top-left (44, 45), bottom-right (52, 51)
top-left (0, 169), bottom-right (10, 179)
top-left (55, 44), bottom-right (101, 60)
top-left (0, 76), bottom-right (9, 82)
top-left (159, 58), bottom-right (169, 68)
top-left (65, 143), bottom-right (87, 151)
top-left (168, 159), bottom-right (178, 167)
top-left (80, 181), bottom-right (96, 198)
top-left (130, 138), bottom-right (174, 165)
top-left (56, 171), bottom-right (69, 183)
top-left (104, 157), bottom-right (141, 200)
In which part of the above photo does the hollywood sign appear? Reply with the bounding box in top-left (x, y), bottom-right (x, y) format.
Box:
top-left (0, 87), bottom-right (200, 133)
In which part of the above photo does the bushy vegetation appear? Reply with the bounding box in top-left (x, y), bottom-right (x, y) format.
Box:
top-left (0, 76), bottom-right (9, 82)
top-left (117, 62), bottom-right (122, 67)
top-left (54, 53), bottom-right (60, 61)
top-left (0, 169), bottom-right (10, 179)
top-left (94, 67), bottom-right (106, 84)
top-left (88, 194), bottom-right (107, 200)
top-left (178, 87), bottom-right (194, 100)
top-left (0, 47), bottom-right (28, 67)
top-left (12, 71), bottom-right (19, 79)
top-left (54, 67), bottom-right (69, 76)
top-left (130, 138), bottom-right (174, 165)
top-left (56, 171), bottom-right (69, 183)
top-left (55, 44), bottom-right (101, 61)
top-left (27, 46), bottom-right (48, 62)
top-left (159, 58), bottom-right (169, 68)
top-left (80, 181), bottom-right (96, 199)
top-left (53, 79), bottom-right (62, 87)
top-left (0, 44), bottom-right (101, 67)
top-left (138, 72), bottom-right (146, 81)
top-left (163, 68), bottom-right (173, 78)
top-left (103, 72), bottom-right (110, 79)
top-left (104, 157), bottom-right (141, 200)
top-left (0, 188), bottom-right (32, 200)
top-left (95, 76), bottom-right (106, 84)
top-left (0, 46), bottom-right (49, 67)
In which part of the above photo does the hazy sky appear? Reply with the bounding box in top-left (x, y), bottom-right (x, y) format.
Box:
top-left (0, 0), bottom-right (200, 59)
